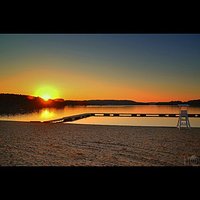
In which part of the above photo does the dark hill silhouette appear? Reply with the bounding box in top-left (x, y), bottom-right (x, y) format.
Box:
top-left (154, 100), bottom-right (200, 106)
top-left (64, 100), bottom-right (144, 106)
top-left (187, 99), bottom-right (200, 106)
top-left (0, 94), bottom-right (65, 115)
top-left (0, 93), bottom-right (200, 115)
top-left (86, 100), bottom-right (145, 105)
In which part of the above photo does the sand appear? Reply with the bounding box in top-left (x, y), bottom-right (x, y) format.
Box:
top-left (0, 121), bottom-right (200, 166)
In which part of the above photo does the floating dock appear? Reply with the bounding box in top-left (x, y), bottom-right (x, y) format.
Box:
top-left (42, 113), bottom-right (200, 123)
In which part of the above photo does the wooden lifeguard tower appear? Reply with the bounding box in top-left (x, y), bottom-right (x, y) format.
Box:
top-left (177, 104), bottom-right (191, 129)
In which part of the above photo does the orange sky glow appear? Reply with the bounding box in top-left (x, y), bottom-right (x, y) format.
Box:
top-left (0, 34), bottom-right (199, 102)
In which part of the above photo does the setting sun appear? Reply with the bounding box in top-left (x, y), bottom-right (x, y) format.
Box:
top-left (34, 85), bottom-right (59, 101)
top-left (41, 94), bottom-right (51, 101)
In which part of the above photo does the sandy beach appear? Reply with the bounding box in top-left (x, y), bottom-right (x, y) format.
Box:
top-left (0, 121), bottom-right (200, 166)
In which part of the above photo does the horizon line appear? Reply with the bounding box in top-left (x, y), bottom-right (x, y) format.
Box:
top-left (1, 93), bottom-right (199, 104)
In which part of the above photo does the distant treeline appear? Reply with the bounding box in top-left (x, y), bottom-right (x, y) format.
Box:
top-left (153, 100), bottom-right (200, 106)
top-left (0, 94), bottom-right (66, 115)
top-left (0, 93), bottom-right (200, 115)
top-left (65, 100), bottom-right (145, 106)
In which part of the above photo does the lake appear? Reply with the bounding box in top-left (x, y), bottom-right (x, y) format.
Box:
top-left (0, 105), bottom-right (200, 127)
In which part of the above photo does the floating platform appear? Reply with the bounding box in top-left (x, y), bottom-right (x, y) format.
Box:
top-left (42, 113), bottom-right (200, 123)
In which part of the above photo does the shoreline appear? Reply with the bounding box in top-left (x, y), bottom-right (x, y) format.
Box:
top-left (1, 119), bottom-right (200, 129)
top-left (0, 121), bottom-right (200, 166)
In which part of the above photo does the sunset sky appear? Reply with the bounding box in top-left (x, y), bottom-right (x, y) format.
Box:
top-left (0, 34), bottom-right (200, 102)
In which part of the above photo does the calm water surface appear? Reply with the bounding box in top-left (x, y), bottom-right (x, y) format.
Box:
top-left (0, 105), bottom-right (200, 127)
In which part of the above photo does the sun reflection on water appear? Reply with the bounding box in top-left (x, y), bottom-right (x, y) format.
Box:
top-left (40, 109), bottom-right (55, 120)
